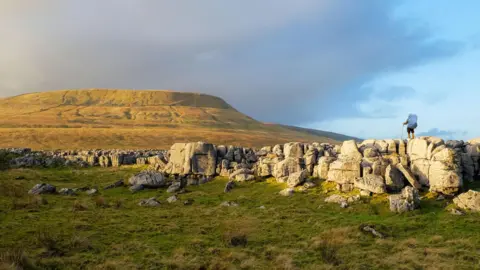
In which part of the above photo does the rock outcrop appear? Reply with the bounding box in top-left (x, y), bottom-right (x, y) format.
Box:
top-left (453, 190), bottom-right (480, 212)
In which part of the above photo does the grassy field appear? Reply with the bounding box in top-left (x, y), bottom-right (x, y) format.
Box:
top-left (1, 166), bottom-right (480, 269)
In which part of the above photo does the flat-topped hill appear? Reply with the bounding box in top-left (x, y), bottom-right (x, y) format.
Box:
top-left (0, 89), bottom-right (358, 149)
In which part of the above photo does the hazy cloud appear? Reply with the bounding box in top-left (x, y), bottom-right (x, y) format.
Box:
top-left (0, 0), bottom-right (462, 125)
top-left (418, 128), bottom-right (467, 140)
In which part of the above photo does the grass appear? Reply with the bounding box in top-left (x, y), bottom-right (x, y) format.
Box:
top-left (1, 166), bottom-right (480, 269)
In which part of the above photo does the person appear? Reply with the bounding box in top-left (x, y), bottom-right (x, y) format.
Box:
top-left (403, 113), bottom-right (418, 139)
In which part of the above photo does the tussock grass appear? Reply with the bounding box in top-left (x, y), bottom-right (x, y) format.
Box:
top-left (1, 167), bottom-right (480, 269)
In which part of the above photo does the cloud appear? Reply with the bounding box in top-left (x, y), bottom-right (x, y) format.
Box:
top-left (0, 0), bottom-right (463, 126)
top-left (417, 128), bottom-right (467, 140)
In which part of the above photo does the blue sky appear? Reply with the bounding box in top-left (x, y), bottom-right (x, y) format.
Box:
top-left (0, 1), bottom-right (478, 140)
top-left (309, 0), bottom-right (480, 140)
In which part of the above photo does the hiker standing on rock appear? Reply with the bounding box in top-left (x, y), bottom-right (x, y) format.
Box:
top-left (403, 113), bottom-right (418, 139)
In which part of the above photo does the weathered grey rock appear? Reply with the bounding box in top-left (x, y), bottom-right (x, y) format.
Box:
top-left (128, 170), bottom-right (166, 188)
top-left (164, 142), bottom-right (217, 176)
top-left (287, 170), bottom-right (307, 188)
top-left (104, 180), bottom-right (124, 190)
top-left (410, 159), bottom-right (431, 186)
top-left (129, 184), bottom-right (144, 193)
top-left (98, 155), bottom-right (111, 168)
top-left (385, 165), bottom-right (405, 191)
top-left (138, 197), bottom-right (161, 207)
top-left (407, 138), bottom-right (428, 161)
top-left (284, 142), bottom-right (304, 158)
top-left (86, 189), bottom-right (98, 196)
top-left (220, 201), bottom-right (239, 207)
top-left (28, 183), bottom-right (56, 195)
top-left (313, 157), bottom-right (336, 179)
top-left (327, 160), bottom-right (361, 185)
top-left (395, 164), bottom-right (422, 189)
top-left (360, 190), bottom-right (371, 197)
top-left (354, 175), bottom-right (386, 194)
top-left (167, 195), bottom-right (178, 203)
top-left (429, 160), bottom-right (462, 195)
top-left (279, 188), bottom-right (294, 197)
top-left (340, 140), bottom-right (363, 161)
top-left (273, 157), bottom-right (305, 182)
top-left (453, 190), bottom-right (480, 212)
top-left (303, 181), bottom-right (316, 189)
top-left (183, 198), bottom-right (194, 205)
top-left (167, 182), bottom-right (182, 193)
top-left (229, 168), bottom-right (255, 181)
top-left (388, 186), bottom-right (420, 213)
top-left (58, 188), bottom-right (76, 196)
top-left (324, 194), bottom-right (347, 204)
top-left (110, 154), bottom-right (124, 167)
top-left (224, 180), bottom-right (235, 193)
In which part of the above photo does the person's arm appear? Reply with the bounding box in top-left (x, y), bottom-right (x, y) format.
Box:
top-left (403, 119), bottom-right (408, 125)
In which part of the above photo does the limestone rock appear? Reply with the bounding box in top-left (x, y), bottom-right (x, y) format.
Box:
top-left (287, 170), bottom-right (307, 188)
top-left (220, 201), bottom-right (239, 207)
top-left (58, 188), bottom-right (76, 196)
top-left (327, 160), bottom-right (361, 185)
top-left (453, 190), bottom-right (480, 212)
top-left (313, 157), bottom-right (336, 179)
top-left (354, 175), bottom-right (386, 194)
top-left (429, 161), bottom-right (462, 195)
top-left (279, 188), bottom-right (294, 197)
top-left (104, 180), bottom-right (124, 190)
top-left (273, 157), bottom-right (305, 181)
top-left (167, 195), bottom-right (178, 203)
top-left (385, 165), bottom-right (405, 191)
top-left (138, 197), bottom-right (161, 207)
top-left (284, 142), bottom-right (304, 158)
top-left (28, 183), bottom-right (56, 195)
top-left (128, 170), bottom-right (166, 188)
top-left (224, 180), bottom-right (235, 193)
top-left (389, 186), bottom-right (420, 213)
top-left (340, 140), bottom-right (362, 161)
top-left (130, 184), bottom-right (144, 193)
top-left (395, 164), bottom-right (422, 189)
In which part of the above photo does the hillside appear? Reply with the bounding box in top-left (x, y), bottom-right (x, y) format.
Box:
top-left (0, 89), bottom-right (358, 149)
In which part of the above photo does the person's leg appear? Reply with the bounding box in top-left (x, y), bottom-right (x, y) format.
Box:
top-left (411, 128), bottom-right (415, 139)
top-left (407, 128), bottom-right (412, 139)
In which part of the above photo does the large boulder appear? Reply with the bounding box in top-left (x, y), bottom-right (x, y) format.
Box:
top-left (327, 160), bottom-right (361, 185)
top-left (388, 186), bottom-right (420, 213)
top-left (273, 157), bottom-right (305, 182)
top-left (128, 170), bottom-right (166, 188)
top-left (313, 157), bottom-right (336, 179)
top-left (395, 164), bottom-right (422, 189)
top-left (164, 142), bottom-right (217, 176)
top-left (428, 161), bottom-right (462, 195)
top-left (354, 175), bottom-right (386, 194)
top-left (229, 168), bottom-right (255, 182)
top-left (453, 190), bottom-right (480, 212)
top-left (304, 148), bottom-right (318, 175)
top-left (287, 170), bottom-right (307, 188)
top-left (284, 142), bottom-right (304, 158)
top-left (339, 140), bottom-right (362, 161)
top-left (385, 165), bottom-right (405, 191)
top-left (407, 139), bottom-right (428, 161)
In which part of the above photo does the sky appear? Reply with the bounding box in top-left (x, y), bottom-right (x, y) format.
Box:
top-left (0, 0), bottom-right (478, 140)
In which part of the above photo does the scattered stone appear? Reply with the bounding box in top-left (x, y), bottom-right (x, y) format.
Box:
top-left (138, 197), bottom-right (161, 207)
top-left (167, 182), bottom-right (182, 193)
top-left (362, 225), bottom-right (384, 238)
top-left (388, 186), bottom-right (420, 213)
top-left (220, 201), bottom-right (239, 207)
top-left (453, 190), bottom-right (480, 212)
top-left (340, 201), bottom-right (349, 208)
top-left (324, 194), bottom-right (347, 204)
top-left (183, 198), bottom-right (194, 205)
top-left (86, 189), bottom-right (98, 196)
top-left (128, 170), bottom-right (166, 188)
top-left (166, 195), bottom-right (178, 203)
top-left (224, 180), bottom-right (235, 193)
top-left (449, 208), bottom-right (465, 216)
top-left (360, 190), bottom-right (371, 197)
top-left (436, 195), bottom-right (446, 201)
top-left (279, 188), bottom-right (294, 197)
top-left (28, 183), bottom-right (56, 195)
top-left (129, 184), bottom-right (144, 193)
top-left (303, 182), bottom-right (317, 189)
top-left (259, 205), bottom-right (266, 209)
top-left (15, 176), bottom-right (25, 180)
top-left (104, 180), bottom-right (124, 190)
top-left (73, 186), bottom-right (90, 192)
top-left (58, 188), bottom-right (76, 196)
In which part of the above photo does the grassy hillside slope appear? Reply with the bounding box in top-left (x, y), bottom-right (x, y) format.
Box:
top-left (0, 89), bottom-right (358, 149)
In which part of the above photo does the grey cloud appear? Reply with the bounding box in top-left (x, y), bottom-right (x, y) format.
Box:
top-left (0, 0), bottom-right (463, 126)
top-left (418, 128), bottom-right (467, 140)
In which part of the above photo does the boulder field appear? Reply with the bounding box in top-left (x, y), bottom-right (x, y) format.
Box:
top-left (9, 136), bottom-right (480, 212)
